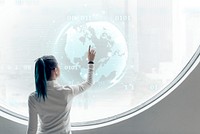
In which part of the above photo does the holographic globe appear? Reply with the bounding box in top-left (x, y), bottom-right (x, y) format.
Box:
top-left (54, 21), bottom-right (128, 90)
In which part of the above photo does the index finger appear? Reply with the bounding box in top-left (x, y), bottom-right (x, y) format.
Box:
top-left (88, 45), bottom-right (91, 52)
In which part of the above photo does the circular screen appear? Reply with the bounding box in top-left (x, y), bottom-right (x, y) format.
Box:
top-left (0, 0), bottom-right (200, 127)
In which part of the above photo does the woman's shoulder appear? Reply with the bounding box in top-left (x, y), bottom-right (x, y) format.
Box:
top-left (56, 85), bottom-right (74, 96)
top-left (28, 91), bottom-right (37, 100)
top-left (29, 91), bottom-right (36, 96)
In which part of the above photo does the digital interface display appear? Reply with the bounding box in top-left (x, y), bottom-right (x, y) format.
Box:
top-left (0, 0), bottom-right (199, 123)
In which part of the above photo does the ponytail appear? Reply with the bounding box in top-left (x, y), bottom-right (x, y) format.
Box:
top-left (34, 55), bottom-right (58, 101)
top-left (35, 58), bottom-right (47, 101)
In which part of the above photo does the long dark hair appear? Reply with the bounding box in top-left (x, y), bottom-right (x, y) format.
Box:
top-left (35, 55), bottom-right (58, 101)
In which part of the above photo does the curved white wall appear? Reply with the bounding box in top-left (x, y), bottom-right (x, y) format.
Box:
top-left (1, 61), bottom-right (200, 134)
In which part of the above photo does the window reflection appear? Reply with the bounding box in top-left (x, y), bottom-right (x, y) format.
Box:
top-left (0, 0), bottom-right (199, 124)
